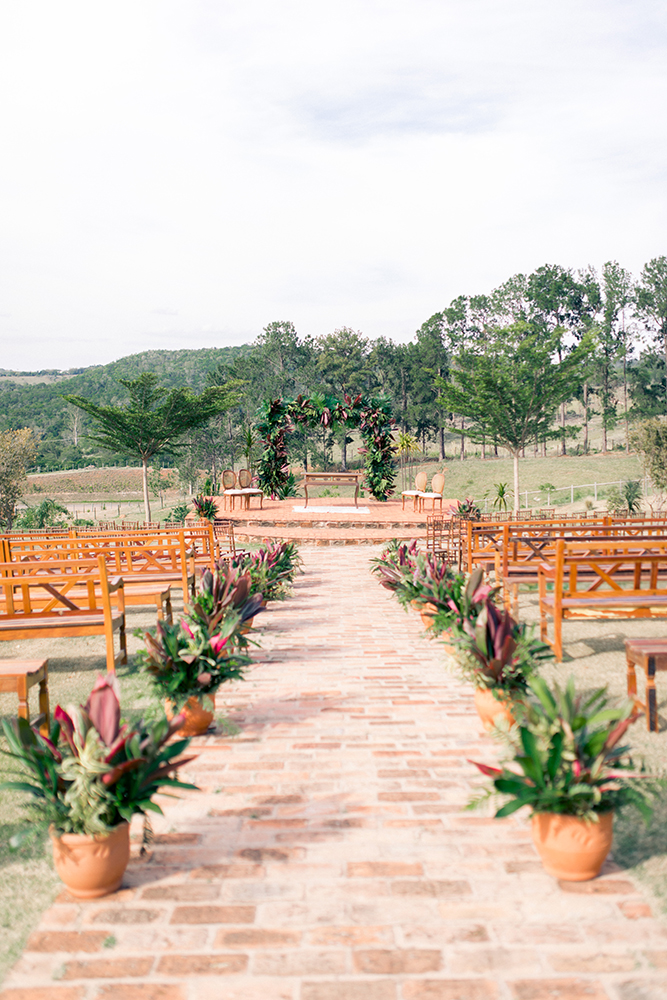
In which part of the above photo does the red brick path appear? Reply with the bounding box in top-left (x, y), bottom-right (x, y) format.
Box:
top-left (4, 548), bottom-right (666, 1000)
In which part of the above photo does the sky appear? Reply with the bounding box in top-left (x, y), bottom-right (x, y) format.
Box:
top-left (1, 0), bottom-right (666, 370)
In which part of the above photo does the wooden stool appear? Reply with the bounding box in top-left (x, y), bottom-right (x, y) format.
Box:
top-left (624, 639), bottom-right (667, 732)
top-left (0, 659), bottom-right (50, 736)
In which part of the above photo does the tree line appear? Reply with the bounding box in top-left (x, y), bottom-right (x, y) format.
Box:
top-left (2, 256), bottom-right (667, 489)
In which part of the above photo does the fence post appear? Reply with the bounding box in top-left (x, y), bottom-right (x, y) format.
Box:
top-left (571, 485), bottom-right (574, 504)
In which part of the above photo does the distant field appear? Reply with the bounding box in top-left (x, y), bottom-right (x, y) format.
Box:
top-left (409, 453), bottom-right (645, 509)
top-left (23, 452), bottom-right (649, 515)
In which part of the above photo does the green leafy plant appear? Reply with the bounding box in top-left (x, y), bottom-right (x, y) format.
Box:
top-left (165, 502), bottom-right (191, 524)
top-left (186, 564), bottom-right (264, 642)
top-left (483, 482), bottom-right (513, 512)
top-left (136, 618), bottom-right (251, 710)
top-left (451, 497), bottom-right (481, 520)
top-left (453, 598), bottom-right (552, 695)
top-left (275, 471), bottom-right (301, 500)
top-left (470, 677), bottom-right (657, 821)
top-left (192, 495), bottom-right (218, 521)
top-left (17, 498), bottom-right (70, 529)
top-left (231, 541), bottom-right (301, 601)
top-left (0, 674), bottom-right (196, 836)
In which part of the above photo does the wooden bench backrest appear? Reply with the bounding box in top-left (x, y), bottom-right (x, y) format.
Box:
top-left (2, 533), bottom-right (192, 594)
top-left (546, 538), bottom-right (667, 600)
top-left (498, 523), bottom-right (667, 577)
top-left (0, 555), bottom-right (116, 616)
top-left (465, 516), bottom-right (667, 570)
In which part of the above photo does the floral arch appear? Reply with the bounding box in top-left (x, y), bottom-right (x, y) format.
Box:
top-left (256, 393), bottom-right (396, 502)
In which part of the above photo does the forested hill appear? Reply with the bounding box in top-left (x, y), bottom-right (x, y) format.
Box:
top-left (0, 345), bottom-right (250, 470)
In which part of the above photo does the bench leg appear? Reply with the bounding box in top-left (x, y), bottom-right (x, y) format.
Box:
top-left (553, 615), bottom-right (563, 662)
top-left (16, 675), bottom-right (29, 723)
top-left (165, 591), bottom-right (173, 625)
top-left (38, 667), bottom-right (50, 737)
top-left (626, 658), bottom-right (638, 698)
top-left (647, 656), bottom-right (658, 732)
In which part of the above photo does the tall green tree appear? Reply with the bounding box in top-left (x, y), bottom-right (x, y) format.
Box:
top-left (526, 264), bottom-right (599, 455)
top-left (436, 324), bottom-right (592, 511)
top-left (64, 374), bottom-right (241, 521)
top-left (596, 261), bottom-right (634, 452)
top-left (316, 328), bottom-right (371, 469)
top-left (0, 428), bottom-right (37, 529)
top-left (635, 256), bottom-right (667, 414)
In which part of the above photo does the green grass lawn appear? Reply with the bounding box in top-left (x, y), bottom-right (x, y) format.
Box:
top-left (409, 453), bottom-right (644, 509)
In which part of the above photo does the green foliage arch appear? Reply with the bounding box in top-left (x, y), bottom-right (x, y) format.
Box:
top-left (256, 393), bottom-right (396, 502)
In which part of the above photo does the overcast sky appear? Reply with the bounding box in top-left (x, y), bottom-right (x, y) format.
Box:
top-left (1, 0), bottom-right (666, 370)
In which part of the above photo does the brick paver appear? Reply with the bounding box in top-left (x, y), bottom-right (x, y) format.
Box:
top-left (4, 548), bottom-right (666, 1000)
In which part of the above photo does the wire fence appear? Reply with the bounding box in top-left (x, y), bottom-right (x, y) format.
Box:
top-left (481, 476), bottom-right (654, 512)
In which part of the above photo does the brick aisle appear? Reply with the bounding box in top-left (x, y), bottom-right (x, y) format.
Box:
top-left (4, 547), bottom-right (666, 1000)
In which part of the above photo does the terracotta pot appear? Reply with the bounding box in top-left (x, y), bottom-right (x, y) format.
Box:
top-left (50, 822), bottom-right (130, 899)
top-left (419, 602), bottom-right (439, 629)
top-left (166, 696), bottom-right (214, 736)
top-left (440, 628), bottom-right (457, 658)
top-left (239, 617), bottom-right (254, 635)
top-left (473, 686), bottom-right (516, 731)
top-left (531, 811), bottom-right (613, 881)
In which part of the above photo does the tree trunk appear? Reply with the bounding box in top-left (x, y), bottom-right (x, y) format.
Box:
top-left (513, 451), bottom-right (520, 513)
top-left (341, 434), bottom-right (347, 471)
top-left (439, 425), bottom-right (445, 461)
top-left (460, 417), bottom-right (465, 460)
top-left (142, 457), bottom-right (152, 523)
top-left (583, 382), bottom-right (589, 454)
top-left (561, 401), bottom-right (567, 455)
top-left (481, 436), bottom-right (486, 460)
top-left (623, 351), bottom-right (629, 453)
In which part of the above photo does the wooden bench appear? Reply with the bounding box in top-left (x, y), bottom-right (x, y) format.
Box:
top-left (300, 472), bottom-right (363, 508)
top-left (0, 658), bottom-right (49, 736)
top-left (1, 532), bottom-right (194, 614)
top-left (0, 555), bottom-right (126, 673)
top-left (624, 638), bottom-right (667, 732)
top-left (538, 538), bottom-right (667, 661)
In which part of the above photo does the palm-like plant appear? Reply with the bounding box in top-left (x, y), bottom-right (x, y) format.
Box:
top-left (0, 674), bottom-right (196, 836)
top-left (470, 677), bottom-right (657, 821)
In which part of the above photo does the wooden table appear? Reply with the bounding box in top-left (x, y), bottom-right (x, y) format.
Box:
top-left (624, 638), bottom-right (667, 732)
top-left (0, 659), bottom-right (50, 736)
top-left (300, 472), bottom-right (363, 508)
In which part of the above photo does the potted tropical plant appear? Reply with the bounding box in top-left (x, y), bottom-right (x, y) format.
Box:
top-left (452, 597), bottom-right (551, 730)
top-left (136, 615), bottom-right (251, 736)
top-left (232, 541), bottom-right (301, 603)
top-left (469, 677), bottom-right (656, 880)
top-left (450, 497), bottom-right (481, 521)
top-left (0, 674), bottom-right (195, 898)
top-left (186, 565), bottom-right (265, 639)
top-left (191, 495), bottom-right (219, 522)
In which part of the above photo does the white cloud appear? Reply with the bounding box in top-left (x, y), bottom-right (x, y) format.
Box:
top-left (0, 0), bottom-right (666, 367)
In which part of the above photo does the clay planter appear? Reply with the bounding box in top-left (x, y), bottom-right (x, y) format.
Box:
top-left (167, 696), bottom-right (214, 736)
top-left (239, 617), bottom-right (254, 635)
top-left (50, 822), bottom-right (130, 899)
top-left (419, 602), bottom-right (439, 629)
top-left (531, 811), bottom-right (613, 881)
top-left (440, 628), bottom-right (457, 658)
top-left (473, 686), bottom-right (516, 731)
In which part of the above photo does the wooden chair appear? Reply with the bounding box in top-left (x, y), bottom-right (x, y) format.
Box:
top-left (0, 659), bottom-right (50, 736)
top-left (418, 472), bottom-right (446, 512)
top-left (213, 518), bottom-right (237, 557)
top-left (237, 468), bottom-right (264, 509)
top-left (402, 472), bottom-right (427, 511)
top-left (222, 470), bottom-right (244, 511)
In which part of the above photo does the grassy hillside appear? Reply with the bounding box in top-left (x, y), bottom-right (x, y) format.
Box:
top-left (0, 346), bottom-right (250, 470)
